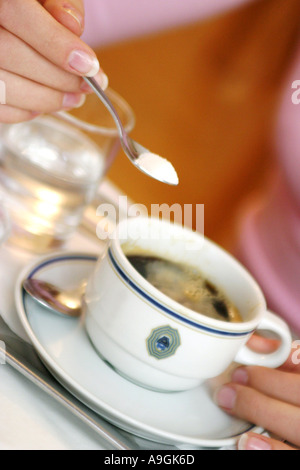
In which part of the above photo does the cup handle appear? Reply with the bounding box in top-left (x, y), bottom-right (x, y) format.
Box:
top-left (235, 310), bottom-right (292, 368)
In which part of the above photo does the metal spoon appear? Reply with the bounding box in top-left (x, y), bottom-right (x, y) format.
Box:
top-left (83, 77), bottom-right (179, 186)
top-left (23, 278), bottom-right (84, 317)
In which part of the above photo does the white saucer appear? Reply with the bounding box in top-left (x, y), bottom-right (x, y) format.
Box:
top-left (15, 252), bottom-right (262, 448)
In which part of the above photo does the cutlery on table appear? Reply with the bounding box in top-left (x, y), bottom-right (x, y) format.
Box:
top-left (0, 315), bottom-right (177, 450)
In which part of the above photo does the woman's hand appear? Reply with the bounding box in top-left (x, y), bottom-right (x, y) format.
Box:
top-left (40, 0), bottom-right (85, 36)
top-left (214, 337), bottom-right (300, 450)
top-left (0, 0), bottom-right (107, 123)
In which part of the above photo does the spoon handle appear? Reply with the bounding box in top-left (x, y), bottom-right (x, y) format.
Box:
top-left (84, 77), bottom-right (139, 160)
top-left (83, 77), bottom-right (125, 139)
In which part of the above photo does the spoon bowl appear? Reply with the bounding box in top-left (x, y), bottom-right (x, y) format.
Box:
top-left (23, 278), bottom-right (85, 317)
top-left (84, 77), bottom-right (179, 186)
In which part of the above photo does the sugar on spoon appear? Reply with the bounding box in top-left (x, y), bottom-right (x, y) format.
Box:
top-left (83, 77), bottom-right (179, 186)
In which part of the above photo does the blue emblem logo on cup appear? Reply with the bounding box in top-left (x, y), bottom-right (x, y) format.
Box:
top-left (146, 325), bottom-right (181, 359)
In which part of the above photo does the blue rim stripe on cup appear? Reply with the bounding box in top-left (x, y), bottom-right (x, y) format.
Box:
top-left (108, 248), bottom-right (254, 338)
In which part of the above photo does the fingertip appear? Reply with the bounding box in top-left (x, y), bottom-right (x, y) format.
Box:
top-left (43, 1), bottom-right (84, 36)
top-left (0, 107), bottom-right (40, 124)
top-left (30, 111), bottom-right (42, 119)
top-left (213, 385), bottom-right (237, 411)
top-left (238, 433), bottom-right (272, 451)
top-left (80, 71), bottom-right (109, 92)
top-left (58, 5), bottom-right (84, 35)
top-left (238, 432), bottom-right (295, 451)
top-left (67, 50), bottom-right (100, 77)
top-left (231, 367), bottom-right (249, 385)
top-left (101, 73), bottom-right (109, 91)
top-left (62, 93), bottom-right (86, 109)
top-left (247, 333), bottom-right (281, 354)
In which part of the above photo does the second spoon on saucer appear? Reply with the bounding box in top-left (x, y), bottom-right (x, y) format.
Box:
top-left (23, 278), bottom-right (84, 317)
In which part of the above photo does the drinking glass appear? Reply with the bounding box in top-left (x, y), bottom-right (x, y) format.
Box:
top-left (0, 197), bottom-right (10, 248)
top-left (0, 89), bottom-right (135, 253)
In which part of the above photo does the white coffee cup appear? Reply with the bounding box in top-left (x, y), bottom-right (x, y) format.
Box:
top-left (84, 217), bottom-right (292, 392)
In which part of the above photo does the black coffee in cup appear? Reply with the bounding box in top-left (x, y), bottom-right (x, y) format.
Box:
top-left (126, 254), bottom-right (242, 323)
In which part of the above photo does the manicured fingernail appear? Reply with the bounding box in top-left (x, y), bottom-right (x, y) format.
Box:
top-left (214, 386), bottom-right (236, 410)
top-left (63, 4), bottom-right (84, 30)
top-left (80, 71), bottom-right (109, 92)
top-left (232, 368), bottom-right (249, 385)
top-left (74, 94), bottom-right (86, 108)
top-left (63, 93), bottom-right (86, 109)
top-left (238, 433), bottom-right (272, 451)
top-left (30, 112), bottom-right (41, 118)
top-left (100, 73), bottom-right (109, 91)
top-left (68, 50), bottom-right (100, 77)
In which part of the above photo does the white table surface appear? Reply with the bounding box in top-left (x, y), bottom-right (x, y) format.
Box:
top-left (0, 178), bottom-right (132, 450)
top-left (0, 233), bottom-right (116, 450)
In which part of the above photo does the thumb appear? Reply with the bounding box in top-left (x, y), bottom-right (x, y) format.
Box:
top-left (39, 0), bottom-right (85, 36)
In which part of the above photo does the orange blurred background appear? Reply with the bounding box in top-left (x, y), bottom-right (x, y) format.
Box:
top-left (77, 0), bottom-right (300, 251)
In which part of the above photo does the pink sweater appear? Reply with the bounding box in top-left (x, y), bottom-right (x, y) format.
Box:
top-left (84, 0), bottom-right (300, 334)
top-left (238, 43), bottom-right (300, 335)
top-left (82, 0), bottom-right (252, 47)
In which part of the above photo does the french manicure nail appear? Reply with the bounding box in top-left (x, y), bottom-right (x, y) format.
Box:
top-left (74, 94), bottom-right (86, 108)
top-left (100, 73), bottom-right (109, 91)
top-left (63, 93), bottom-right (86, 109)
top-left (68, 50), bottom-right (100, 77)
top-left (214, 386), bottom-right (237, 410)
top-left (80, 71), bottom-right (109, 92)
top-left (238, 433), bottom-right (272, 451)
top-left (232, 367), bottom-right (249, 385)
top-left (63, 4), bottom-right (84, 30)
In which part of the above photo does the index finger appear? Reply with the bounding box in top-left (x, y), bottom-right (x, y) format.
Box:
top-left (0, 0), bottom-right (99, 76)
top-left (215, 384), bottom-right (300, 447)
top-left (39, 0), bottom-right (85, 36)
top-left (232, 366), bottom-right (300, 407)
